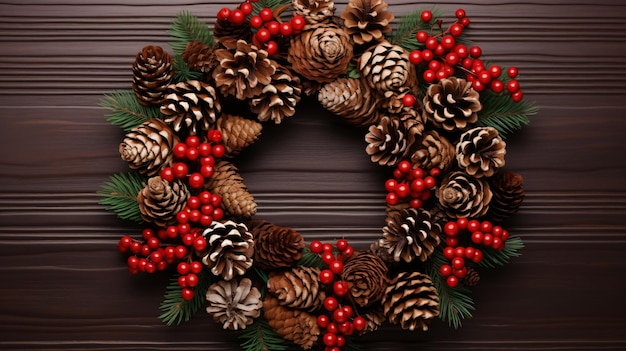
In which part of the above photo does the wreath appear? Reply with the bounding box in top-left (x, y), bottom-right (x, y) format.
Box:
top-left (99, 0), bottom-right (538, 350)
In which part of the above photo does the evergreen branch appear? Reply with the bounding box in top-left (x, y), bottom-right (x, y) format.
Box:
top-left (168, 11), bottom-right (213, 57)
top-left (296, 248), bottom-right (324, 269)
top-left (172, 54), bottom-right (204, 83)
top-left (391, 8), bottom-right (444, 51)
top-left (238, 317), bottom-right (288, 351)
top-left (478, 236), bottom-right (524, 269)
top-left (98, 171), bottom-right (147, 223)
top-left (159, 269), bottom-right (214, 326)
top-left (477, 90), bottom-right (538, 138)
top-left (99, 90), bottom-right (162, 131)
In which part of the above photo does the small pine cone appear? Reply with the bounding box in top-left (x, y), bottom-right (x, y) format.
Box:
top-left (206, 277), bottom-right (262, 330)
top-left (487, 171), bottom-right (525, 222)
top-left (293, 0), bottom-right (335, 24)
top-left (263, 295), bottom-right (320, 349)
top-left (200, 220), bottom-right (254, 281)
top-left (341, 250), bottom-right (388, 307)
top-left (383, 271), bottom-right (439, 331)
top-left (204, 160), bottom-right (256, 219)
top-left (119, 119), bottom-right (179, 176)
top-left (358, 305), bottom-right (385, 335)
top-left (216, 114), bottom-right (263, 158)
top-left (182, 41), bottom-right (214, 73)
top-left (462, 267), bottom-right (480, 287)
top-left (213, 18), bottom-right (252, 41)
top-left (377, 208), bottom-right (441, 263)
top-left (317, 77), bottom-right (381, 127)
top-left (340, 0), bottom-right (394, 46)
top-left (267, 266), bottom-right (325, 311)
top-left (436, 171), bottom-right (493, 219)
top-left (456, 126), bottom-right (506, 178)
top-left (410, 130), bottom-right (456, 173)
top-left (249, 220), bottom-right (305, 269)
top-left (359, 41), bottom-right (411, 92)
top-left (160, 80), bottom-right (221, 136)
top-left (137, 176), bottom-right (189, 227)
top-left (288, 22), bottom-right (353, 83)
top-left (423, 77), bottom-right (481, 132)
top-left (365, 115), bottom-right (414, 166)
top-left (250, 64), bottom-right (302, 124)
top-left (397, 105), bottom-right (425, 140)
top-left (131, 45), bottom-right (173, 106)
top-left (381, 85), bottom-right (419, 115)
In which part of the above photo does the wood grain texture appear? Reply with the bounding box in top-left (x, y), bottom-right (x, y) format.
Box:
top-left (1, 0), bottom-right (626, 350)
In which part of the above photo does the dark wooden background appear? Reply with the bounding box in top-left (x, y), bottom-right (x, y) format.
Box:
top-left (1, 0), bottom-right (626, 350)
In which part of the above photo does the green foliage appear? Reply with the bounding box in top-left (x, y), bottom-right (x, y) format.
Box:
top-left (172, 54), bottom-right (204, 83)
top-left (99, 90), bottom-right (162, 131)
top-left (168, 11), bottom-right (213, 57)
top-left (159, 269), bottom-right (214, 326)
top-left (477, 90), bottom-right (537, 138)
top-left (98, 172), bottom-right (147, 223)
top-left (239, 317), bottom-right (289, 351)
top-left (390, 8), bottom-right (443, 51)
top-left (296, 247), bottom-right (324, 269)
top-left (478, 236), bottom-right (524, 269)
top-left (346, 61), bottom-right (360, 79)
top-left (252, 0), bottom-right (292, 16)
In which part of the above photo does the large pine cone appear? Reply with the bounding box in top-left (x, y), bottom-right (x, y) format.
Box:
top-left (288, 22), bottom-right (353, 83)
top-left (487, 170), bottom-right (525, 222)
top-left (293, 0), bottom-right (335, 24)
top-left (160, 80), bottom-right (221, 136)
top-left (376, 208), bottom-right (441, 263)
top-left (212, 37), bottom-right (276, 100)
top-left (131, 45), bottom-right (173, 106)
top-left (200, 220), bottom-right (254, 281)
top-left (423, 77), bottom-right (481, 132)
top-left (341, 0), bottom-right (394, 46)
top-left (341, 250), bottom-right (388, 307)
top-left (137, 176), bottom-right (189, 227)
top-left (267, 266), bottom-right (325, 311)
top-left (263, 295), bottom-right (320, 350)
top-left (365, 115), bottom-right (414, 166)
top-left (382, 271), bottom-right (439, 331)
top-left (249, 220), bottom-right (305, 269)
top-left (182, 41), bottom-right (214, 73)
top-left (436, 171), bottom-right (492, 218)
top-left (216, 114), bottom-right (263, 158)
top-left (410, 130), bottom-right (456, 173)
top-left (456, 126), bottom-right (506, 178)
top-left (206, 277), bottom-right (262, 330)
top-left (204, 160), bottom-right (256, 219)
top-left (213, 18), bottom-right (252, 41)
top-left (119, 119), bottom-right (178, 176)
top-left (359, 41), bottom-right (411, 92)
top-left (249, 64), bottom-right (302, 124)
top-left (318, 77), bottom-right (381, 127)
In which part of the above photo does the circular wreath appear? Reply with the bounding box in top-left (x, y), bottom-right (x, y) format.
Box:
top-left (100, 1), bottom-right (537, 350)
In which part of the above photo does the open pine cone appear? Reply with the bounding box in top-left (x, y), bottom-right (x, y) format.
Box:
top-left (119, 119), bottom-right (178, 176)
top-left (205, 277), bottom-right (261, 330)
top-left (267, 266), bottom-right (325, 312)
top-left (137, 176), bottom-right (189, 227)
top-left (249, 63), bottom-right (302, 124)
top-left (456, 126), bottom-right (507, 178)
top-left (182, 41), bottom-right (214, 73)
top-left (160, 80), bottom-right (221, 136)
top-left (487, 170), bottom-right (525, 222)
top-left (383, 271), bottom-right (440, 331)
top-left (436, 171), bottom-right (492, 218)
top-left (318, 77), bottom-right (381, 127)
top-left (131, 45), bottom-right (173, 106)
top-left (423, 76), bottom-right (481, 132)
top-left (215, 114), bottom-right (263, 158)
top-left (293, 0), bottom-right (335, 24)
top-left (365, 115), bottom-right (414, 166)
top-left (341, 0), bottom-right (394, 46)
top-left (204, 160), bottom-right (256, 219)
top-left (249, 220), bottom-right (305, 269)
top-left (200, 220), bottom-right (254, 281)
top-left (410, 130), bottom-right (456, 173)
top-left (376, 208), bottom-right (441, 263)
top-left (264, 295), bottom-right (320, 349)
top-left (359, 41), bottom-right (411, 92)
top-left (341, 250), bottom-right (389, 307)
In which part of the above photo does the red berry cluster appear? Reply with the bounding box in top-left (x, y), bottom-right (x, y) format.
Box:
top-left (217, 1), bottom-right (257, 26)
top-left (439, 218), bottom-right (510, 288)
top-left (384, 160), bottom-right (439, 209)
top-left (310, 240), bottom-right (366, 351)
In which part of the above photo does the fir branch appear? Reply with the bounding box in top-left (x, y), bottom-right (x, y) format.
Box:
top-left (478, 236), bottom-right (524, 269)
top-left (477, 90), bottom-right (538, 138)
top-left (168, 11), bottom-right (213, 57)
top-left (238, 317), bottom-right (288, 351)
top-left (99, 90), bottom-right (162, 131)
top-left (296, 247), bottom-right (324, 269)
top-left (172, 54), bottom-right (204, 83)
top-left (98, 171), bottom-right (147, 223)
top-left (159, 269), bottom-right (214, 326)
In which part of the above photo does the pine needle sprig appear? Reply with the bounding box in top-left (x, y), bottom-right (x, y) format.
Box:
top-left (98, 171), bottom-right (147, 223)
top-left (168, 11), bottom-right (213, 57)
top-left (478, 236), bottom-right (524, 269)
top-left (159, 269), bottom-right (214, 326)
top-left (477, 90), bottom-right (538, 138)
top-left (238, 317), bottom-right (289, 351)
top-left (172, 54), bottom-right (204, 83)
top-left (296, 247), bottom-right (324, 269)
top-left (99, 90), bottom-right (162, 132)
top-left (390, 8), bottom-right (444, 51)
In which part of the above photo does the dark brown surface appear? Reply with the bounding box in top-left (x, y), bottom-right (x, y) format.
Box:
top-left (1, 1), bottom-right (626, 350)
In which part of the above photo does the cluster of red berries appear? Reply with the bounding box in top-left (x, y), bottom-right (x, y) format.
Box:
top-left (384, 160), bottom-right (439, 209)
top-left (439, 218), bottom-right (510, 288)
top-left (310, 239), bottom-right (367, 351)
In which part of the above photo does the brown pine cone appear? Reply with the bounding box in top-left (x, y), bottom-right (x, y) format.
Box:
top-left (204, 160), bottom-right (256, 219)
top-left (200, 220), bottom-right (254, 281)
top-left (357, 305), bottom-right (386, 335)
top-left (263, 295), bottom-right (320, 350)
top-left (487, 170), bottom-right (525, 222)
top-left (119, 119), bottom-right (179, 176)
top-left (462, 267), bottom-right (480, 287)
top-left (293, 0), bottom-right (335, 24)
top-left (288, 22), bottom-right (353, 83)
top-left (410, 130), bottom-right (456, 173)
top-left (341, 0), bottom-right (394, 46)
top-left (137, 176), bottom-right (189, 227)
top-left (383, 271), bottom-right (439, 331)
top-left (206, 277), bottom-right (262, 330)
top-left (249, 63), bottom-right (302, 124)
top-left (341, 250), bottom-right (388, 307)
top-left (423, 77), bottom-right (481, 132)
top-left (160, 80), bottom-right (221, 136)
top-left (216, 114), bottom-right (263, 158)
top-left (317, 77), bottom-right (381, 127)
top-left (182, 41), bottom-right (214, 73)
top-left (456, 126), bottom-right (507, 178)
top-left (365, 115), bottom-right (414, 166)
top-left (359, 41), bottom-right (411, 92)
top-left (131, 45), bottom-right (173, 106)
top-left (267, 266), bottom-right (325, 311)
top-left (248, 220), bottom-right (305, 269)
top-left (436, 171), bottom-right (492, 219)
top-left (380, 84), bottom-right (420, 116)
top-left (213, 18), bottom-right (252, 41)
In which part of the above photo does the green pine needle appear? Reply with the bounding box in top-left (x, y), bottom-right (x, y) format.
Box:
top-left (99, 90), bottom-right (162, 131)
top-left (346, 62), bottom-right (360, 79)
top-left (296, 248), bottom-right (324, 269)
top-left (98, 171), bottom-right (147, 223)
top-left (168, 11), bottom-right (213, 57)
top-left (477, 90), bottom-right (538, 138)
top-left (172, 54), bottom-right (204, 83)
top-left (252, 0), bottom-right (292, 16)
top-left (478, 236), bottom-right (524, 269)
top-left (239, 317), bottom-right (288, 351)
top-left (159, 269), bottom-right (214, 326)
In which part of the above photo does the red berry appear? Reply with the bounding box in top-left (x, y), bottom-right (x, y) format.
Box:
top-left (332, 306), bottom-right (348, 323)
top-left (319, 269), bottom-right (334, 285)
top-left (395, 183), bottom-right (410, 198)
top-left (181, 288), bottom-right (194, 301)
top-left (453, 267), bottom-right (467, 278)
top-left (425, 37), bottom-right (438, 51)
top-left (342, 305), bottom-right (353, 317)
top-left (323, 297), bottom-right (338, 311)
top-left (416, 30), bottom-right (428, 43)
top-left (255, 28), bottom-right (271, 43)
top-left (177, 223), bottom-right (190, 235)
top-left (455, 8), bottom-right (466, 19)
top-left (450, 23), bottom-right (463, 37)
top-left (446, 275), bottom-right (459, 288)
top-left (279, 22), bottom-right (293, 36)
top-left (329, 260), bottom-right (344, 274)
top-left (445, 237), bottom-right (459, 247)
top-left (402, 93), bottom-right (416, 107)
top-left (454, 246), bottom-right (465, 258)
top-left (472, 80), bottom-right (484, 92)
top-left (423, 69), bottom-right (436, 83)
top-left (467, 219), bottom-right (480, 232)
top-left (461, 17), bottom-right (470, 27)
top-left (310, 240), bottom-right (323, 253)
top-left (409, 50), bottom-right (422, 65)
top-left (411, 167), bottom-right (424, 179)
top-left (177, 275), bottom-right (187, 287)
top-left (199, 164), bottom-right (214, 178)
top-left (428, 59), bottom-right (441, 72)
top-left (322, 252), bottom-right (335, 265)
top-left (443, 246), bottom-right (455, 259)
top-left (217, 7), bottom-right (231, 21)
top-left (353, 316), bottom-right (366, 331)
top-left (207, 130), bottom-right (223, 143)
top-left (193, 236), bottom-right (207, 252)
top-left (159, 167), bottom-right (174, 182)
top-left (409, 198), bottom-right (423, 209)
top-left (175, 245), bottom-right (188, 259)
top-left (424, 175), bottom-right (436, 189)
top-left (455, 44), bottom-right (468, 58)
top-left (333, 281), bottom-right (348, 297)
top-left (172, 162), bottom-right (188, 179)
top-left (250, 15), bottom-right (263, 28)
top-left (507, 66), bottom-right (519, 78)
top-left (393, 168), bottom-right (403, 180)
top-left (185, 136), bottom-right (199, 148)
top-left (440, 264), bottom-right (452, 277)
top-left (478, 71), bottom-right (492, 84)
top-left (472, 249), bottom-right (484, 263)
top-left (471, 231), bottom-right (483, 244)
top-left (173, 143), bottom-right (187, 159)
top-left (188, 173), bottom-right (204, 189)
top-left (492, 237), bottom-right (503, 250)
top-left (452, 257), bottom-right (465, 270)
top-left (317, 314), bottom-right (330, 328)
top-left (492, 225), bottom-right (503, 237)
top-left (259, 7), bottom-right (274, 22)
top-left (212, 207), bottom-right (224, 221)
top-left (342, 245), bottom-right (354, 258)
top-left (482, 233), bottom-right (494, 246)
top-left (229, 9), bottom-right (246, 25)
top-left (444, 221), bottom-right (459, 237)
top-left (507, 79), bottom-right (520, 93)
top-left (189, 261), bottom-right (202, 274)
top-left (200, 155), bottom-right (215, 166)
top-left (490, 80), bottom-right (505, 93)
top-left (336, 239), bottom-right (349, 252)
top-left (239, 2), bottom-right (253, 15)
top-left (326, 322), bottom-right (338, 334)
top-left (211, 194), bottom-right (222, 207)
top-left (338, 321), bottom-right (354, 335)
top-left (503, 229), bottom-right (511, 242)
top-left (197, 143), bottom-right (211, 157)
top-left (290, 15), bottom-right (306, 32)
top-left (147, 236), bottom-right (160, 250)
top-left (441, 35), bottom-right (455, 49)
top-left (445, 52), bottom-right (459, 66)
top-left (199, 214), bottom-right (212, 227)
top-left (177, 262), bottom-right (189, 275)
top-left (434, 44), bottom-right (446, 56)
top-left (386, 192), bottom-right (399, 206)
top-left (322, 243), bottom-right (333, 253)
top-left (266, 21), bottom-right (280, 36)
top-left (469, 46), bottom-right (482, 58)
top-left (421, 10), bottom-right (433, 22)
top-left (421, 49), bottom-right (434, 62)
top-left (186, 273), bottom-right (199, 287)
top-left (323, 333), bottom-right (337, 347)
top-left (462, 57), bottom-right (473, 69)
top-left (480, 221), bottom-right (493, 233)
top-left (511, 90), bottom-right (524, 102)
top-left (265, 40), bottom-right (278, 56)
top-left (411, 178), bottom-right (425, 193)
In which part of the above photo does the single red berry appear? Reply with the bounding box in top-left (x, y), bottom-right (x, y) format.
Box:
top-left (441, 35), bottom-right (455, 49)
top-left (338, 321), bottom-right (354, 335)
top-left (507, 79), bottom-right (520, 93)
top-left (255, 28), bottom-right (271, 43)
top-left (392, 168), bottom-right (403, 180)
top-left (453, 267), bottom-right (467, 278)
top-left (492, 225), bottom-right (503, 237)
top-left (469, 45), bottom-right (482, 58)
top-left (490, 80), bottom-right (505, 93)
top-left (409, 50), bottom-right (422, 65)
top-left (250, 15), bottom-right (263, 28)
top-left (482, 233), bottom-right (494, 247)
top-left (333, 281), bottom-right (349, 297)
top-left (342, 245), bottom-right (354, 258)
top-left (423, 69), bottom-right (436, 83)
top-left (342, 305), bottom-right (353, 317)
top-left (173, 143), bottom-right (188, 159)
top-left (188, 173), bottom-right (204, 189)
top-left (279, 22), bottom-right (293, 36)
top-left (199, 214), bottom-right (212, 227)
top-left (454, 246), bottom-right (465, 258)
top-left (164, 226), bottom-right (177, 240)
top-left (402, 93), bottom-right (416, 107)
top-left (425, 36), bottom-right (438, 51)
top-left (428, 59), bottom-right (441, 72)
top-left (217, 7), bottom-right (231, 21)
top-left (434, 44), bottom-right (446, 56)
top-left (185, 136), bottom-right (199, 148)
top-left (200, 155), bottom-right (215, 166)
top-left (440, 264), bottom-right (452, 277)
top-left (450, 23), bottom-right (463, 36)
top-left (229, 9), bottom-right (246, 25)
top-left (411, 178), bottom-right (425, 193)
top-left (385, 179), bottom-right (398, 193)
top-left (461, 17), bottom-right (470, 27)
top-left (489, 65), bottom-right (502, 78)
top-left (319, 269), bottom-right (334, 284)
top-left (322, 243), bottom-right (333, 253)
top-left (329, 260), bottom-right (344, 274)
top-left (353, 316), bottom-right (367, 331)
top-left (323, 297), bottom-right (338, 311)
top-left (177, 275), bottom-right (187, 287)
top-left (177, 223), bottom-right (190, 235)
top-left (310, 240), bottom-right (323, 253)
top-left (326, 322), bottom-right (338, 334)
top-left (421, 49), bottom-right (434, 62)
top-left (462, 57), bottom-right (473, 69)
top-left (409, 198), bottom-right (423, 209)
top-left (197, 142), bottom-right (211, 157)
top-left (265, 40), bottom-right (278, 56)
top-left (455, 44), bottom-right (469, 58)
top-left (159, 167), bottom-right (175, 182)
top-left (147, 237), bottom-right (160, 250)
top-left (332, 307), bottom-right (348, 323)
top-left (492, 237), bottom-right (503, 250)
top-left (443, 246), bottom-right (455, 259)
top-left (480, 221), bottom-right (493, 233)
top-left (444, 221), bottom-right (459, 237)
top-left (445, 52), bottom-right (459, 66)
top-left (181, 288), bottom-right (194, 301)
top-left (189, 209), bottom-right (201, 223)
top-left (259, 7), bottom-right (274, 22)
top-left (317, 314), bottom-right (330, 328)
top-left (211, 194), bottom-right (222, 207)
top-left (212, 207), bottom-right (224, 221)
top-left (464, 247), bottom-right (476, 259)
top-left (211, 144), bottom-right (225, 158)
top-left (416, 30), bottom-right (428, 43)
top-left (186, 273), bottom-right (199, 287)
top-left (429, 167), bottom-right (441, 177)
top-left (336, 335), bottom-right (346, 347)
top-left (472, 249), bottom-right (484, 263)
top-left (172, 162), bottom-right (188, 179)
top-left (424, 175), bottom-right (436, 189)
top-left (412, 167), bottom-right (424, 179)
top-left (127, 255), bottom-right (139, 269)
top-left (145, 262), bottom-right (157, 274)
top-left (471, 231), bottom-right (483, 244)
top-left (322, 252), bottom-right (335, 265)
top-left (290, 15), bottom-right (306, 32)
top-left (323, 333), bottom-right (337, 347)
top-left (386, 192), bottom-right (399, 206)
top-left (507, 66), bottom-right (519, 78)
top-left (239, 2), bottom-right (253, 15)
top-left (452, 257), bottom-right (465, 270)
top-left (207, 129), bottom-right (223, 143)
top-left (177, 262), bottom-right (190, 275)
top-left (395, 183), bottom-right (410, 198)
top-left (265, 21), bottom-right (280, 36)
top-left (336, 239), bottom-right (349, 252)
top-left (435, 69), bottom-right (447, 81)
top-left (457, 217), bottom-right (468, 229)
top-left (189, 261), bottom-right (203, 274)
top-left (467, 219), bottom-right (480, 232)
top-left (455, 8), bottom-right (466, 19)
top-left (446, 237), bottom-right (459, 247)
top-left (478, 71), bottom-right (492, 84)
top-left (421, 10), bottom-right (433, 22)
top-left (446, 275), bottom-right (459, 288)
top-left (174, 245), bottom-right (188, 259)
top-left (511, 90), bottom-right (524, 102)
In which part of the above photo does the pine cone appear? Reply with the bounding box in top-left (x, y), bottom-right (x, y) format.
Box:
top-left (340, 0), bottom-right (394, 46)
top-left (137, 176), bottom-right (189, 227)
top-left (423, 77), bottom-right (481, 132)
top-left (293, 0), bottom-right (335, 24)
top-left (365, 115), bottom-right (414, 166)
top-left (213, 18), bottom-right (252, 41)
top-left (200, 220), bottom-right (254, 281)
top-left (456, 126), bottom-right (506, 178)
top-left (359, 41), bottom-right (411, 92)
top-left (288, 22), bottom-right (353, 83)
top-left (216, 114), bottom-right (263, 158)
top-left (377, 208), bottom-right (441, 263)
top-left (249, 220), bottom-right (305, 269)
top-left (204, 160), bottom-right (256, 218)
top-left (487, 171), bottom-right (525, 222)
top-left (317, 77), bottom-right (381, 127)
top-left (212, 37), bottom-right (276, 100)
top-left (462, 267), bottom-right (480, 287)
top-left (358, 305), bottom-right (385, 335)
top-left (383, 271), bottom-right (439, 331)
top-left (380, 85), bottom-right (419, 116)
top-left (341, 250), bottom-right (388, 307)
top-left (206, 277), bottom-right (262, 330)
top-left (436, 171), bottom-right (492, 218)
top-left (131, 45), bottom-right (173, 106)
top-left (263, 295), bottom-right (320, 349)
top-left (160, 80), bottom-right (221, 136)
top-left (267, 266), bottom-right (325, 311)
top-left (182, 41), bottom-right (214, 73)
top-left (410, 130), bottom-right (456, 173)
top-left (119, 119), bottom-right (179, 176)
top-left (249, 64), bottom-right (302, 124)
